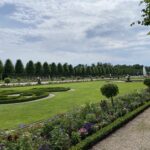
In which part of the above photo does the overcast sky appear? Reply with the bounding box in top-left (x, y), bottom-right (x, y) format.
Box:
top-left (0, 0), bottom-right (149, 65)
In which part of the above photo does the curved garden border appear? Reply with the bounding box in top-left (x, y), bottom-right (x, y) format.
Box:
top-left (70, 101), bottom-right (150, 150)
top-left (0, 87), bottom-right (70, 104)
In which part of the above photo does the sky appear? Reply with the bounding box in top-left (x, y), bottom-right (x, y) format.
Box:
top-left (0, 0), bottom-right (150, 65)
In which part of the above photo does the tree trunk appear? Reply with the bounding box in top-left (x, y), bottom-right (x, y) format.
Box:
top-left (111, 97), bottom-right (114, 107)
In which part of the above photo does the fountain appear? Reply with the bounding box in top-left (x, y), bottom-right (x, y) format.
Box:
top-left (143, 66), bottom-right (147, 77)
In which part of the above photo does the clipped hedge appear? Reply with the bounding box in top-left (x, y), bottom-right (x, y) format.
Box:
top-left (0, 87), bottom-right (70, 104)
top-left (70, 101), bottom-right (150, 150)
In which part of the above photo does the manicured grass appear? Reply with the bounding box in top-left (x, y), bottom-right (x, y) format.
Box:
top-left (0, 81), bottom-right (145, 129)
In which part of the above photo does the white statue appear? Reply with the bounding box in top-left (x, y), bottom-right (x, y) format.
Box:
top-left (143, 66), bottom-right (147, 77)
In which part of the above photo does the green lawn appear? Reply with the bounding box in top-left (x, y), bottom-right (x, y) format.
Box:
top-left (0, 81), bottom-right (145, 129)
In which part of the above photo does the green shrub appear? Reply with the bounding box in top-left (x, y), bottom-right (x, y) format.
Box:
top-left (0, 87), bottom-right (70, 104)
top-left (86, 114), bottom-right (97, 123)
top-left (50, 127), bottom-right (71, 150)
top-left (144, 78), bottom-right (150, 91)
top-left (100, 100), bottom-right (109, 112)
top-left (17, 77), bottom-right (21, 84)
top-left (4, 77), bottom-right (11, 85)
top-left (71, 131), bottom-right (81, 145)
top-left (101, 83), bottom-right (119, 107)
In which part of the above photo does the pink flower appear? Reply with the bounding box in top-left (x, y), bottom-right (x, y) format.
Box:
top-left (78, 128), bottom-right (88, 136)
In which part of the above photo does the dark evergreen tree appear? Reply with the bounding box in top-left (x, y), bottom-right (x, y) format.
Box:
top-left (35, 62), bottom-right (43, 76)
top-left (26, 60), bottom-right (35, 76)
top-left (15, 59), bottom-right (24, 76)
top-left (43, 62), bottom-right (50, 77)
top-left (3, 59), bottom-right (14, 78)
top-left (63, 63), bottom-right (69, 76)
top-left (51, 63), bottom-right (57, 78)
top-left (0, 60), bottom-right (3, 80)
top-left (68, 64), bottom-right (74, 76)
top-left (57, 63), bottom-right (64, 77)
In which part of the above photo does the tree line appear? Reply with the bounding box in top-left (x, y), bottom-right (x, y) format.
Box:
top-left (0, 59), bottom-right (149, 79)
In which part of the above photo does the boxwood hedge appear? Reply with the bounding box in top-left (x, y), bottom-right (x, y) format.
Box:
top-left (70, 101), bottom-right (150, 150)
top-left (0, 87), bottom-right (70, 104)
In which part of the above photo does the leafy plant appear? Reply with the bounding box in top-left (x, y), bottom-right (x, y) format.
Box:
top-left (71, 131), bottom-right (81, 145)
top-left (85, 114), bottom-right (97, 123)
top-left (144, 78), bottom-right (150, 91)
top-left (4, 77), bottom-right (11, 85)
top-left (101, 83), bottom-right (119, 107)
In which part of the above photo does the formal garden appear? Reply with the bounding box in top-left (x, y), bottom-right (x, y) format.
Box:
top-left (0, 0), bottom-right (150, 149)
top-left (0, 78), bottom-right (149, 150)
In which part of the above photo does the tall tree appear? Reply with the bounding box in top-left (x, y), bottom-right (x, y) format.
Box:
top-left (0, 60), bottom-right (3, 80)
top-left (3, 59), bottom-right (14, 78)
top-left (63, 63), bottom-right (69, 76)
top-left (68, 64), bottom-right (74, 76)
top-left (26, 60), bottom-right (35, 76)
top-left (43, 62), bottom-right (50, 77)
top-left (35, 62), bottom-right (43, 76)
top-left (51, 63), bottom-right (57, 78)
top-left (57, 63), bottom-right (64, 77)
top-left (15, 59), bottom-right (24, 76)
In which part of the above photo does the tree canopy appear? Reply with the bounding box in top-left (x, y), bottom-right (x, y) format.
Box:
top-left (132, 0), bottom-right (150, 34)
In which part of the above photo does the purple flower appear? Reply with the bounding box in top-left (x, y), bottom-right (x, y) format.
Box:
top-left (38, 144), bottom-right (51, 150)
top-left (18, 124), bottom-right (26, 129)
top-left (83, 123), bottom-right (94, 132)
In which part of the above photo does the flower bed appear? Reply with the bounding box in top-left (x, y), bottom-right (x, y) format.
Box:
top-left (0, 89), bottom-right (150, 150)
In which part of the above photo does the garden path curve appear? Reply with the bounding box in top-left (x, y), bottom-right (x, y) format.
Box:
top-left (91, 108), bottom-right (150, 150)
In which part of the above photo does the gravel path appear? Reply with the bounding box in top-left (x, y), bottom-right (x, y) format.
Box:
top-left (5, 94), bottom-right (55, 105)
top-left (91, 108), bottom-right (150, 150)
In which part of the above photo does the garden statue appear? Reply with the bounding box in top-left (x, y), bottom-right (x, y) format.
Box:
top-left (37, 77), bottom-right (41, 84)
top-left (143, 66), bottom-right (147, 77)
top-left (126, 74), bottom-right (131, 82)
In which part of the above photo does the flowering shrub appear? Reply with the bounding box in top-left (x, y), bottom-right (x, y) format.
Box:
top-left (0, 89), bottom-right (150, 150)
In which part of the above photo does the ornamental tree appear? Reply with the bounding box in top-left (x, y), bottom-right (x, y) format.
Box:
top-left (101, 83), bottom-right (119, 107)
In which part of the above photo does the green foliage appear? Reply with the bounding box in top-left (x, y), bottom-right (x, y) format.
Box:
top-left (3, 59), bottom-right (14, 78)
top-left (17, 77), bottom-right (21, 83)
top-left (26, 60), bottom-right (35, 76)
top-left (4, 77), bottom-right (11, 85)
top-left (0, 60), bottom-right (3, 78)
top-left (131, 0), bottom-right (150, 34)
top-left (140, 0), bottom-right (150, 26)
top-left (101, 83), bottom-right (119, 106)
top-left (0, 87), bottom-right (70, 104)
top-left (15, 59), bottom-right (24, 76)
top-left (35, 62), bottom-right (43, 76)
top-left (71, 131), bottom-right (81, 145)
top-left (50, 127), bottom-right (70, 150)
top-left (86, 114), bottom-right (97, 123)
top-left (0, 59), bottom-right (148, 78)
top-left (100, 100), bottom-right (109, 112)
top-left (51, 63), bottom-right (57, 77)
top-left (57, 63), bottom-right (64, 77)
top-left (101, 84), bottom-right (119, 99)
top-left (1, 89), bottom-right (150, 150)
top-left (43, 62), bottom-right (50, 77)
top-left (71, 102), bottom-right (150, 150)
top-left (144, 78), bottom-right (150, 88)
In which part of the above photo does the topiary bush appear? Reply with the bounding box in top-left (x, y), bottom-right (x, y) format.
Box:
top-left (101, 83), bottom-right (119, 107)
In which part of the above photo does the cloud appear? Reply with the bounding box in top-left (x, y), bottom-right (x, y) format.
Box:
top-left (0, 0), bottom-right (150, 65)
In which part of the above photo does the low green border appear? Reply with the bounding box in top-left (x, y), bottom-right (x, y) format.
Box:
top-left (70, 101), bottom-right (150, 150)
